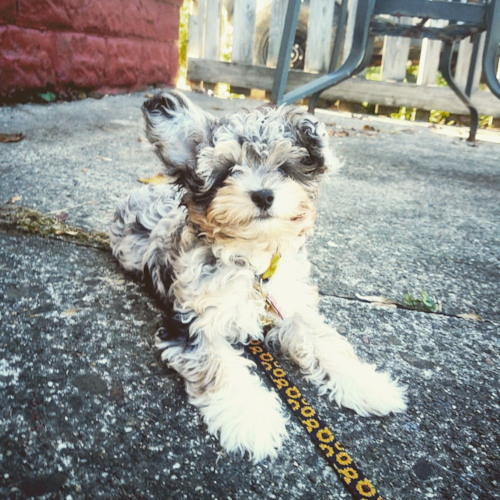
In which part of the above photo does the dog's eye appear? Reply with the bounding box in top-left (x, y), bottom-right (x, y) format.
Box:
top-left (229, 168), bottom-right (240, 177)
top-left (277, 167), bottom-right (285, 176)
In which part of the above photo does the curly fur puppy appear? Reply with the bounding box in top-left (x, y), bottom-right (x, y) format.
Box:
top-left (110, 90), bottom-right (406, 462)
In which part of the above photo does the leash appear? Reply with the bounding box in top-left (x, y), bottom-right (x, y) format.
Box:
top-left (246, 336), bottom-right (383, 500)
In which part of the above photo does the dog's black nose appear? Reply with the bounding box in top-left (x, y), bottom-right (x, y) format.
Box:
top-left (251, 189), bottom-right (274, 210)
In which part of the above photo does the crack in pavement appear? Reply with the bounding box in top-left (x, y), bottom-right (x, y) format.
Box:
top-left (1, 204), bottom-right (492, 325)
top-left (318, 291), bottom-right (494, 324)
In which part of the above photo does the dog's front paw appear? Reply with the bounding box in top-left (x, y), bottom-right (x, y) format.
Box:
top-left (319, 363), bottom-right (407, 417)
top-left (199, 378), bottom-right (288, 462)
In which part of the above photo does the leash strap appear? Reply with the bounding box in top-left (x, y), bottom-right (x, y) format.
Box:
top-left (247, 339), bottom-right (383, 500)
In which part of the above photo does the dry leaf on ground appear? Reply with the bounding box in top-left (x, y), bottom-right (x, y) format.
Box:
top-left (328, 129), bottom-right (349, 137)
top-left (457, 312), bottom-right (483, 322)
top-left (137, 173), bottom-right (168, 185)
top-left (0, 133), bottom-right (25, 143)
top-left (10, 195), bottom-right (21, 203)
top-left (61, 308), bottom-right (78, 317)
top-left (55, 229), bottom-right (79, 236)
top-left (363, 125), bottom-right (376, 131)
top-left (356, 294), bottom-right (398, 305)
top-left (97, 156), bottom-right (112, 162)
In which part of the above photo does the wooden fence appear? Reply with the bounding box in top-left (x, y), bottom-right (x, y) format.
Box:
top-left (187, 0), bottom-right (500, 118)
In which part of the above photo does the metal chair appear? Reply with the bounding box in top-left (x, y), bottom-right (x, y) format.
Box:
top-left (271, 0), bottom-right (500, 141)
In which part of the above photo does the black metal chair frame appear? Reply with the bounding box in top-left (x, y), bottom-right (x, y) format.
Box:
top-left (271, 0), bottom-right (500, 141)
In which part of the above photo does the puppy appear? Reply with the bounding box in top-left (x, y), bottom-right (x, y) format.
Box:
top-left (110, 90), bottom-right (406, 462)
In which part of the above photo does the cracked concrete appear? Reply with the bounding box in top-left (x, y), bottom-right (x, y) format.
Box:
top-left (0, 91), bottom-right (499, 499)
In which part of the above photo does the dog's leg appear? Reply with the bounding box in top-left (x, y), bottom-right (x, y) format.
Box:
top-left (157, 332), bottom-right (288, 462)
top-left (268, 311), bottom-right (407, 417)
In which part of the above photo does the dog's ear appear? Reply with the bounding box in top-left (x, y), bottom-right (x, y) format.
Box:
top-left (284, 108), bottom-right (338, 175)
top-left (142, 90), bottom-right (217, 188)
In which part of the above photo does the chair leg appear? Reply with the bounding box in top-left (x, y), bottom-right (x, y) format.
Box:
top-left (439, 41), bottom-right (479, 142)
top-left (280, 0), bottom-right (377, 106)
top-left (308, 33), bottom-right (374, 115)
top-left (271, 0), bottom-right (302, 104)
top-left (483, 0), bottom-right (500, 99)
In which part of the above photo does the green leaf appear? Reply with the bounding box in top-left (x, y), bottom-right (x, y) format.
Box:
top-left (38, 92), bottom-right (56, 102)
top-left (403, 292), bottom-right (415, 307)
top-left (403, 290), bottom-right (441, 313)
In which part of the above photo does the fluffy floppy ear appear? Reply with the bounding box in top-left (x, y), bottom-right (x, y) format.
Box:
top-left (142, 90), bottom-right (217, 187)
top-left (284, 107), bottom-right (338, 175)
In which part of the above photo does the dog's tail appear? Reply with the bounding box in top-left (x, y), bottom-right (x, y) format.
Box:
top-left (109, 183), bottom-right (180, 279)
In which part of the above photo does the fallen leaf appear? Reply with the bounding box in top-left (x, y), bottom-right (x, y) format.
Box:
top-left (363, 125), bottom-right (376, 131)
top-left (371, 302), bottom-right (398, 309)
top-left (404, 290), bottom-right (441, 313)
top-left (97, 156), bottom-right (112, 162)
top-left (328, 129), bottom-right (349, 137)
top-left (10, 195), bottom-right (21, 203)
top-left (362, 336), bottom-right (369, 344)
top-left (211, 106), bottom-right (223, 111)
top-left (61, 308), bottom-right (77, 317)
top-left (457, 312), bottom-right (483, 322)
top-left (82, 168), bottom-right (88, 173)
top-left (38, 92), bottom-right (56, 102)
top-left (55, 229), bottom-right (78, 236)
top-left (485, 358), bottom-right (494, 365)
top-left (137, 173), bottom-right (168, 185)
top-left (138, 135), bottom-right (148, 142)
top-left (356, 294), bottom-right (397, 305)
top-left (0, 133), bottom-right (25, 143)
top-left (145, 93), bottom-right (153, 98)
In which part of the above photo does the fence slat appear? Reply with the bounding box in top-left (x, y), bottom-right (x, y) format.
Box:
top-left (188, 58), bottom-right (500, 117)
top-left (305, 0), bottom-right (336, 73)
top-left (267, 0), bottom-right (289, 68)
top-left (232, 0), bottom-right (257, 64)
top-left (381, 17), bottom-right (412, 82)
top-left (187, 0), bottom-right (206, 59)
top-left (455, 33), bottom-right (485, 92)
top-left (417, 19), bottom-right (447, 85)
top-left (204, 0), bottom-right (221, 60)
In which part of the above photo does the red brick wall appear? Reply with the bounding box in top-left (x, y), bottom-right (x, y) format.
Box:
top-left (0, 0), bottom-right (182, 97)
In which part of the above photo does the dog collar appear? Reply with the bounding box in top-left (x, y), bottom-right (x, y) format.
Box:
top-left (261, 253), bottom-right (280, 283)
top-left (257, 253), bottom-right (283, 323)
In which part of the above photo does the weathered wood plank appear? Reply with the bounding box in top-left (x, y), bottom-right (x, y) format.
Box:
top-left (305, 0), bottom-right (336, 73)
top-left (267, 0), bottom-right (289, 68)
top-left (187, 58), bottom-right (500, 117)
top-left (232, 0), bottom-right (257, 64)
top-left (417, 19), bottom-right (447, 86)
top-left (187, 0), bottom-right (206, 59)
top-left (455, 33), bottom-right (485, 92)
top-left (381, 17), bottom-right (412, 82)
top-left (204, 0), bottom-right (221, 60)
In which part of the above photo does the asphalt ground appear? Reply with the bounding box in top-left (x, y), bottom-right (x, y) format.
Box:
top-left (0, 91), bottom-right (499, 499)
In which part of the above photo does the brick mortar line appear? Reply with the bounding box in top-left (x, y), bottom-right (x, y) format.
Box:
top-left (0, 24), bottom-right (179, 44)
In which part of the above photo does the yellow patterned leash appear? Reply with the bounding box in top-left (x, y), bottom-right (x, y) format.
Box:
top-left (246, 338), bottom-right (383, 500)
